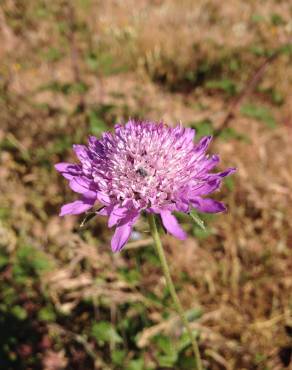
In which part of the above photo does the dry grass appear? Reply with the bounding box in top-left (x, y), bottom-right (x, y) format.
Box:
top-left (0, 0), bottom-right (292, 369)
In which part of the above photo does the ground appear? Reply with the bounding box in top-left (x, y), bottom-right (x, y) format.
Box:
top-left (0, 1), bottom-right (291, 369)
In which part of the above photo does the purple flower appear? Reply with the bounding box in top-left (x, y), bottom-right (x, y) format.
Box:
top-left (55, 120), bottom-right (236, 252)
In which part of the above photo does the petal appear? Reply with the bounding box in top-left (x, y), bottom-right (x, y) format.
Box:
top-left (59, 197), bottom-right (95, 216)
top-left (191, 197), bottom-right (226, 213)
top-left (194, 135), bottom-right (212, 154)
top-left (184, 127), bottom-right (196, 141)
top-left (97, 205), bottom-right (114, 216)
top-left (83, 190), bottom-right (98, 200)
top-left (55, 162), bottom-right (81, 180)
top-left (191, 178), bottom-right (221, 196)
top-left (202, 155), bottom-right (220, 172)
top-left (73, 144), bottom-right (90, 163)
top-left (108, 205), bottom-right (129, 228)
top-left (96, 191), bottom-right (111, 205)
top-left (111, 222), bottom-right (133, 252)
top-left (160, 210), bottom-right (187, 240)
top-left (111, 209), bottom-right (140, 252)
top-left (69, 177), bottom-right (91, 194)
top-left (175, 200), bottom-right (189, 213)
top-left (217, 167), bottom-right (237, 178)
top-left (88, 136), bottom-right (104, 155)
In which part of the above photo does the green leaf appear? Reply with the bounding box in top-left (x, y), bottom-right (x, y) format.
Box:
top-left (278, 43), bottom-right (292, 56)
top-left (111, 349), bottom-right (126, 366)
top-left (126, 359), bottom-right (144, 370)
top-left (91, 321), bottom-right (122, 345)
top-left (271, 90), bottom-right (284, 105)
top-left (270, 13), bottom-right (285, 26)
top-left (86, 52), bottom-right (99, 71)
top-left (119, 268), bottom-right (140, 285)
top-left (189, 210), bottom-right (206, 231)
top-left (177, 331), bottom-right (199, 352)
top-left (14, 245), bottom-right (53, 278)
top-left (157, 353), bottom-right (177, 367)
top-left (156, 335), bottom-right (174, 354)
top-left (240, 104), bottom-right (277, 128)
top-left (0, 207), bottom-right (10, 220)
top-left (218, 127), bottom-right (250, 142)
top-left (11, 305), bottom-right (27, 320)
top-left (251, 14), bottom-right (265, 24)
top-left (193, 227), bottom-right (212, 240)
top-left (0, 254), bottom-right (9, 269)
top-left (205, 79), bottom-right (237, 96)
top-left (185, 308), bottom-right (203, 322)
top-left (153, 335), bottom-right (178, 367)
top-left (88, 110), bottom-right (107, 136)
top-left (38, 306), bottom-right (56, 322)
top-left (190, 119), bottom-right (214, 140)
top-left (80, 211), bottom-right (98, 227)
top-left (43, 47), bottom-right (62, 62)
top-left (224, 176), bottom-right (234, 191)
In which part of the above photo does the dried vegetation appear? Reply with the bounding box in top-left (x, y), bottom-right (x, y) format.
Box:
top-left (0, 0), bottom-right (291, 369)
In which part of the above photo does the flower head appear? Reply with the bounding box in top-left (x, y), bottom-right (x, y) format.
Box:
top-left (55, 120), bottom-right (236, 252)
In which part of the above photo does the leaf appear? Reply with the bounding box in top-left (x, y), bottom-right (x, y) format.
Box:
top-left (43, 47), bottom-right (62, 62)
top-left (218, 127), bottom-right (250, 142)
top-left (119, 268), bottom-right (140, 285)
top-left (205, 79), bottom-right (237, 96)
top-left (270, 13), bottom-right (285, 26)
top-left (11, 305), bottom-right (27, 320)
top-left (190, 119), bottom-right (214, 140)
top-left (177, 330), bottom-right (199, 352)
top-left (189, 210), bottom-right (206, 231)
top-left (80, 211), bottom-right (98, 227)
top-left (38, 306), bottom-right (56, 322)
top-left (251, 14), bottom-right (265, 24)
top-left (91, 321), bottom-right (122, 345)
top-left (14, 245), bottom-right (54, 279)
top-left (112, 350), bottom-right (126, 366)
top-left (185, 308), bottom-right (203, 322)
top-left (0, 254), bottom-right (9, 269)
top-left (151, 334), bottom-right (178, 367)
top-left (224, 176), bottom-right (235, 191)
top-left (126, 359), bottom-right (144, 370)
top-left (88, 110), bottom-right (107, 136)
top-left (240, 103), bottom-right (277, 128)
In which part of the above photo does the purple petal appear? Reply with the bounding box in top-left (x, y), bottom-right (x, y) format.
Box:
top-left (203, 155), bottom-right (220, 171)
top-left (160, 210), bottom-right (187, 240)
top-left (183, 127), bottom-right (195, 142)
top-left (88, 136), bottom-right (104, 155)
top-left (194, 135), bottom-right (212, 154)
top-left (55, 162), bottom-right (81, 180)
top-left (69, 177), bottom-right (91, 194)
top-left (97, 205), bottom-right (114, 216)
top-left (217, 167), bottom-right (237, 178)
top-left (110, 209), bottom-right (140, 252)
top-left (191, 178), bottom-right (221, 196)
top-left (73, 144), bottom-right (90, 162)
top-left (191, 197), bottom-right (226, 213)
top-left (108, 205), bottom-right (129, 228)
top-left (111, 222), bottom-right (134, 252)
top-left (96, 191), bottom-right (111, 205)
top-left (174, 200), bottom-right (189, 213)
top-left (59, 197), bottom-right (95, 216)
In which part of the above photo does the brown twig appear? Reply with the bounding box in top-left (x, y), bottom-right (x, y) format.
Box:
top-left (216, 43), bottom-right (290, 134)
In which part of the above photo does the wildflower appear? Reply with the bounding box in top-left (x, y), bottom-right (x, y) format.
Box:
top-left (55, 120), bottom-right (235, 252)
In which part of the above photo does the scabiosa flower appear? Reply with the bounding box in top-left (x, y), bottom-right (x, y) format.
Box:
top-left (55, 120), bottom-right (236, 252)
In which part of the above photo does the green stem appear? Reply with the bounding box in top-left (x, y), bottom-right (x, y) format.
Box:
top-left (147, 213), bottom-right (203, 370)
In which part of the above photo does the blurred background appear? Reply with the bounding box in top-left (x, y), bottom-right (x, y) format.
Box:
top-left (0, 1), bottom-right (291, 369)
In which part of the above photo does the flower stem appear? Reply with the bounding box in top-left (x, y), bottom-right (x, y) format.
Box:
top-left (147, 213), bottom-right (203, 370)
